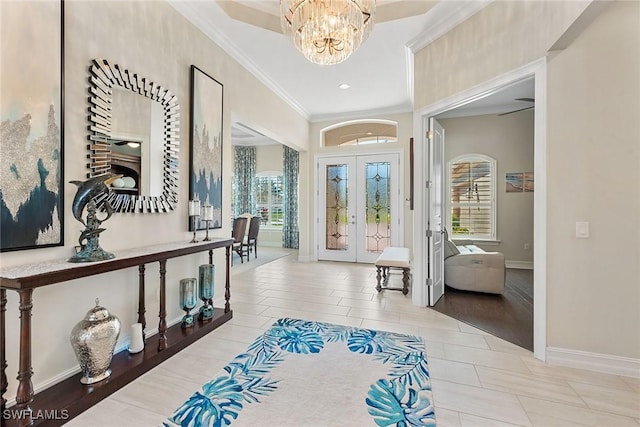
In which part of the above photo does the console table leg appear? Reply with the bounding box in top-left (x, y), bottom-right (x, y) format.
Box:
top-left (138, 264), bottom-right (146, 339)
top-left (1, 289), bottom-right (7, 413)
top-left (158, 260), bottom-right (167, 351)
top-left (209, 249), bottom-right (213, 265)
top-left (16, 289), bottom-right (34, 425)
top-left (225, 246), bottom-right (231, 313)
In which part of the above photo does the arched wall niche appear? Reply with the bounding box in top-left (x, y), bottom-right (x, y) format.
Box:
top-left (321, 119), bottom-right (398, 147)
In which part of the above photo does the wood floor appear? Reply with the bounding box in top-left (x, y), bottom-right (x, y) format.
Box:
top-left (432, 268), bottom-right (534, 351)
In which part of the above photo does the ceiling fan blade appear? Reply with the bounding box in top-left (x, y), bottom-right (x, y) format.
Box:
top-left (515, 97), bottom-right (535, 103)
top-left (498, 106), bottom-right (535, 116)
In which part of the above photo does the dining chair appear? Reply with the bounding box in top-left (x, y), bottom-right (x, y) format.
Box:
top-left (242, 216), bottom-right (261, 260)
top-left (231, 217), bottom-right (248, 265)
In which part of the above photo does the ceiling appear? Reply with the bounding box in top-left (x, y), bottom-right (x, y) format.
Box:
top-left (169, 0), bottom-right (535, 134)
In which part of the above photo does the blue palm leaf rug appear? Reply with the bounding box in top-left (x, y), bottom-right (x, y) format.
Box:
top-left (164, 318), bottom-right (436, 426)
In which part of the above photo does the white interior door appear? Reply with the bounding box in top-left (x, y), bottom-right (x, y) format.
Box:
top-left (318, 154), bottom-right (400, 263)
top-left (427, 118), bottom-right (445, 305)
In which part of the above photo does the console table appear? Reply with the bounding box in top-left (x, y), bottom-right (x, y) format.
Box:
top-left (0, 238), bottom-right (233, 426)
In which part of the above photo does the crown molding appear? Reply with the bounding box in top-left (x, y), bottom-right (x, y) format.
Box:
top-left (407, 0), bottom-right (493, 53)
top-left (167, 0), bottom-right (310, 120)
top-left (309, 103), bottom-right (414, 123)
top-left (404, 45), bottom-right (414, 109)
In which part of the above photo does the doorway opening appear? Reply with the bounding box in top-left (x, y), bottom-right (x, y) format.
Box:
top-left (414, 59), bottom-right (547, 359)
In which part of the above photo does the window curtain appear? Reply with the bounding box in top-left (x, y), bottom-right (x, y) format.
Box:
top-left (282, 145), bottom-right (299, 248)
top-left (233, 146), bottom-right (256, 217)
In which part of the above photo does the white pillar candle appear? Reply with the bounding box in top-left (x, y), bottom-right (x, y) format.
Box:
top-left (203, 205), bottom-right (214, 221)
top-left (189, 200), bottom-right (199, 216)
top-left (129, 323), bottom-right (144, 354)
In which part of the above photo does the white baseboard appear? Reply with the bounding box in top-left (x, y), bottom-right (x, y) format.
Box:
top-left (5, 316), bottom-right (182, 407)
top-left (547, 347), bottom-right (640, 378)
top-left (506, 260), bottom-right (533, 269)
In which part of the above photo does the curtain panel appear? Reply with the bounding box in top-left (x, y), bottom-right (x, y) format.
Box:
top-left (282, 145), bottom-right (299, 248)
top-left (233, 146), bottom-right (256, 217)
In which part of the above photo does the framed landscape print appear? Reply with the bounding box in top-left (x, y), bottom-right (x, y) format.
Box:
top-left (0, 0), bottom-right (64, 251)
top-left (189, 65), bottom-right (223, 230)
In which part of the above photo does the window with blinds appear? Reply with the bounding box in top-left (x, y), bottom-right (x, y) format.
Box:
top-left (448, 155), bottom-right (496, 240)
top-left (255, 175), bottom-right (284, 228)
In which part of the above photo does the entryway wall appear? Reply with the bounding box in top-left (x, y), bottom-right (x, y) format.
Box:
top-left (438, 111), bottom-right (534, 267)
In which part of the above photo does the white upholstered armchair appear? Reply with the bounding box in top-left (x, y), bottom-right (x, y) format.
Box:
top-left (443, 229), bottom-right (505, 294)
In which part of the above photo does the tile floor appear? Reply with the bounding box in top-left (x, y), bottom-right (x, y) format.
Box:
top-left (68, 250), bottom-right (640, 426)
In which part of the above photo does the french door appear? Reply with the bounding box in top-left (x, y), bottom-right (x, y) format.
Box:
top-left (426, 118), bottom-right (445, 305)
top-left (317, 153), bottom-right (400, 263)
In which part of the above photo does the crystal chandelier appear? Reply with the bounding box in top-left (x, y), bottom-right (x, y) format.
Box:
top-left (281, 0), bottom-right (376, 65)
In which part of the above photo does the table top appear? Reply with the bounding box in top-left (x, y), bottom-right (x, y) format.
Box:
top-left (0, 238), bottom-right (233, 290)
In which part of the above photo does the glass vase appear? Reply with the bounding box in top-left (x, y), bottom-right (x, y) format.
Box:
top-left (179, 278), bottom-right (197, 328)
top-left (198, 264), bottom-right (215, 320)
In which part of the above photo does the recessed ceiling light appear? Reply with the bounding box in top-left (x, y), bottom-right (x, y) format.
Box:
top-left (339, 83), bottom-right (351, 90)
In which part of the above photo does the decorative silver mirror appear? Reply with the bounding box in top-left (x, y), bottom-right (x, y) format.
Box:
top-left (87, 58), bottom-right (179, 213)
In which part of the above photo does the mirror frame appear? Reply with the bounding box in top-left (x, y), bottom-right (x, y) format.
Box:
top-left (87, 58), bottom-right (179, 213)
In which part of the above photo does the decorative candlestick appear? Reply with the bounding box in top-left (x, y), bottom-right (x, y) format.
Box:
top-left (189, 199), bottom-right (200, 243)
top-left (202, 204), bottom-right (213, 241)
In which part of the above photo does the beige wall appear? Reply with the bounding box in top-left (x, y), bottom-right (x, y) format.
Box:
top-left (304, 113), bottom-right (414, 259)
top-left (440, 111), bottom-right (534, 264)
top-left (546, 1), bottom-right (640, 357)
top-left (415, 0), bottom-right (640, 359)
top-left (2, 0), bottom-right (308, 401)
top-left (414, 0), bottom-right (590, 109)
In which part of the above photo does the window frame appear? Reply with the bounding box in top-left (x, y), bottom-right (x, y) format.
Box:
top-left (255, 172), bottom-right (284, 229)
top-left (446, 154), bottom-right (497, 241)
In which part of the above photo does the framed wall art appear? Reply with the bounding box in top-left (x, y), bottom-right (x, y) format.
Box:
top-left (189, 65), bottom-right (223, 230)
top-left (506, 172), bottom-right (534, 193)
top-left (0, 0), bottom-right (64, 251)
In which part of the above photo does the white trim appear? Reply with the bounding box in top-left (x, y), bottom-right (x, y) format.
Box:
top-left (547, 347), bottom-right (640, 379)
top-left (310, 103), bottom-right (412, 123)
top-left (407, 0), bottom-right (493, 53)
top-left (320, 118), bottom-right (399, 134)
top-left (414, 58), bottom-right (547, 361)
top-left (404, 46), bottom-right (414, 107)
top-left (506, 260), bottom-right (533, 270)
top-left (167, 0), bottom-right (309, 120)
top-left (533, 60), bottom-right (548, 362)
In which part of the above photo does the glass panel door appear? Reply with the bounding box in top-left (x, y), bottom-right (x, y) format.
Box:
top-left (318, 154), bottom-right (400, 263)
top-left (318, 157), bottom-right (357, 261)
top-left (356, 154), bottom-right (399, 263)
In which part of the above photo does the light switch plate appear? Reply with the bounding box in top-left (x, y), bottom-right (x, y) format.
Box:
top-left (576, 221), bottom-right (590, 238)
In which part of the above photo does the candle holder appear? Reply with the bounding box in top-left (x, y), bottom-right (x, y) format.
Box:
top-left (189, 199), bottom-right (200, 243)
top-left (202, 204), bottom-right (213, 241)
top-left (179, 278), bottom-right (197, 328)
top-left (198, 264), bottom-right (215, 321)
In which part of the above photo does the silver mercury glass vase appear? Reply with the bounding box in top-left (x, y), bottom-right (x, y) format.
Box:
top-left (70, 298), bottom-right (121, 384)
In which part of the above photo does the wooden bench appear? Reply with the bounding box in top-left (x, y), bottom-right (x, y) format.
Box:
top-left (375, 247), bottom-right (411, 295)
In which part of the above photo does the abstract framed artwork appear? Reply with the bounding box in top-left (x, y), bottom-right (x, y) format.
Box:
top-left (0, 0), bottom-right (64, 251)
top-left (189, 66), bottom-right (223, 231)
